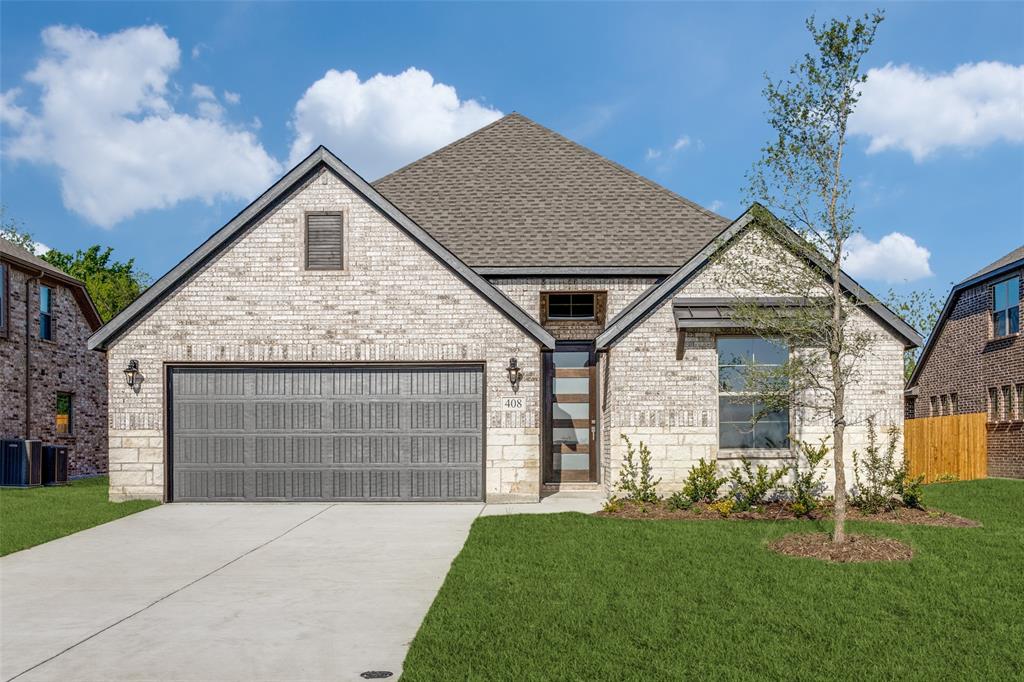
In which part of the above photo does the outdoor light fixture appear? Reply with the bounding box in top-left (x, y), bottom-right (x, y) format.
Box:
top-left (505, 357), bottom-right (523, 392)
top-left (124, 359), bottom-right (140, 388)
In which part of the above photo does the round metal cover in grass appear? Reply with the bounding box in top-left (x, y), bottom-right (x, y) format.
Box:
top-left (360, 672), bottom-right (393, 679)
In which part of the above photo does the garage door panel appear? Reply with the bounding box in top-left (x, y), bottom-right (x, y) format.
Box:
top-left (170, 366), bottom-right (484, 502)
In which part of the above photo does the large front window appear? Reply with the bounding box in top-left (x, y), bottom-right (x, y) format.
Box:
top-left (993, 276), bottom-right (1020, 337)
top-left (717, 337), bottom-right (790, 449)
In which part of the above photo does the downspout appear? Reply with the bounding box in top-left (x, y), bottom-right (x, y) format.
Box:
top-left (24, 270), bottom-right (41, 439)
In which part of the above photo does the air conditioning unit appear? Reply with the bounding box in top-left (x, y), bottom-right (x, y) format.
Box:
top-left (0, 439), bottom-right (42, 487)
top-left (42, 445), bottom-right (69, 485)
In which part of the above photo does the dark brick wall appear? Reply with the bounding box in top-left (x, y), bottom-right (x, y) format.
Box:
top-left (0, 261), bottom-right (108, 476)
top-left (910, 268), bottom-right (1023, 478)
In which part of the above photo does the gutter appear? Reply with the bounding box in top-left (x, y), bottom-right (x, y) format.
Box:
top-left (24, 269), bottom-right (41, 439)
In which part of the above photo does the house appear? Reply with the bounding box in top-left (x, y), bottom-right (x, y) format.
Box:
top-left (87, 113), bottom-right (920, 502)
top-left (906, 246), bottom-right (1023, 478)
top-left (1, 239), bottom-right (107, 476)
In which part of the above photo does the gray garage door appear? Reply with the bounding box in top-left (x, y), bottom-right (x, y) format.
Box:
top-left (169, 366), bottom-right (483, 501)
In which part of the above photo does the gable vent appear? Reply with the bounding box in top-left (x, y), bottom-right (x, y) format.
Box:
top-left (305, 213), bottom-right (344, 270)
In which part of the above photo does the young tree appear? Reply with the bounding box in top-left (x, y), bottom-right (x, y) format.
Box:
top-left (885, 288), bottom-right (943, 380)
top-left (1, 208), bottom-right (38, 253)
top-left (712, 11), bottom-right (886, 545)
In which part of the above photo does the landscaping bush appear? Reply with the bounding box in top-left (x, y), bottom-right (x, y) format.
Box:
top-left (682, 458), bottom-right (727, 503)
top-left (897, 468), bottom-right (926, 509)
top-left (666, 490), bottom-right (693, 511)
top-left (851, 418), bottom-right (905, 513)
top-left (787, 437), bottom-right (830, 516)
top-left (616, 435), bottom-right (661, 504)
top-left (727, 457), bottom-right (786, 511)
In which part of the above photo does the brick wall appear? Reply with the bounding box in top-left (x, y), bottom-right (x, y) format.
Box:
top-left (104, 167), bottom-right (541, 502)
top-left (603, 230), bottom-right (907, 494)
top-left (911, 270), bottom-right (1023, 478)
top-left (0, 263), bottom-right (108, 476)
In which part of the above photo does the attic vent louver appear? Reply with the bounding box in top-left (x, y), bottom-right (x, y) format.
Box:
top-left (305, 212), bottom-right (343, 270)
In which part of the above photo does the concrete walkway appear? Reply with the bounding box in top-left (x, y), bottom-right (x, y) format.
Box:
top-left (0, 494), bottom-right (602, 682)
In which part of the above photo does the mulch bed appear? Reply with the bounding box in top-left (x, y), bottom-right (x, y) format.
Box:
top-left (595, 500), bottom-right (980, 527)
top-left (768, 532), bottom-right (913, 563)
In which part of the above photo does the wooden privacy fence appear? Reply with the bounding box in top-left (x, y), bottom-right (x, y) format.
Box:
top-left (904, 413), bottom-right (987, 483)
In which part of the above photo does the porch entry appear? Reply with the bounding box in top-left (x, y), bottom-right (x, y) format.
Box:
top-left (544, 343), bottom-right (597, 483)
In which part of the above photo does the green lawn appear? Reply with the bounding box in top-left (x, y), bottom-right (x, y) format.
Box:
top-left (0, 476), bottom-right (159, 556)
top-left (403, 479), bottom-right (1024, 681)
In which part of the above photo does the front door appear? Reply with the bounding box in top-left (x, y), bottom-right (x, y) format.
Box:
top-left (544, 343), bottom-right (597, 483)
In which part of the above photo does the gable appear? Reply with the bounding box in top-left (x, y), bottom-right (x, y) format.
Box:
top-left (597, 207), bottom-right (923, 349)
top-left (88, 147), bottom-right (555, 351)
top-left (372, 113), bottom-right (729, 268)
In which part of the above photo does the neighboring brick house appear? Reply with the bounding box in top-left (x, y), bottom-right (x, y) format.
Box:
top-left (906, 247), bottom-right (1024, 478)
top-left (1, 239), bottom-right (108, 476)
top-left (87, 113), bottom-right (921, 503)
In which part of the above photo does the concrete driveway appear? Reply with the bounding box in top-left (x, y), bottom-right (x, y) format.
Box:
top-left (1, 503), bottom-right (484, 682)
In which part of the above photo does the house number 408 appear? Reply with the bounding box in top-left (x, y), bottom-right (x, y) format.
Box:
top-left (502, 397), bottom-right (524, 410)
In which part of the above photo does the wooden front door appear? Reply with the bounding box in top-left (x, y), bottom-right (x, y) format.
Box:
top-left (544, 343), bottom-right (597, 483)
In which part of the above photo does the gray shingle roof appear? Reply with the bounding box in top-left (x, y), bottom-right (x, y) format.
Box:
top-left (962, 245), bottom-right (1024, 283)
top-left (372, 113), bottom-right (729, 268)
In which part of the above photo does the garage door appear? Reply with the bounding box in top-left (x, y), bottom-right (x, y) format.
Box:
top-left (168, 366), bottom-right (483, 501)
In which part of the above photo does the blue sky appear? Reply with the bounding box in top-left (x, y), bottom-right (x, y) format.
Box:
top-left (2, 1), bottom-right (1022, 301)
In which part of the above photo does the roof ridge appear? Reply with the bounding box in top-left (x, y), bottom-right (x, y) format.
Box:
top-left (372, 112), bottom-right (519, 186)
top-left (506, 114), bottom-right (730, 225)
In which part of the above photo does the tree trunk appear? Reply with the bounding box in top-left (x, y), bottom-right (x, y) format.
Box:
top-left (832, 384), bottom-right (847, 544)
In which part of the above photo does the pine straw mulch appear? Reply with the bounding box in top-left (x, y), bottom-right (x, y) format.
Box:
top-left (768, 532), bottom-right (913, 563)
top-left (595, 500), bottom-right (980, 528)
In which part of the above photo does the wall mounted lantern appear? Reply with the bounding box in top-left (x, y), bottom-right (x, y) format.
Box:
top-left (124, 359), bottom-right (140, 388)
top-left (505, 357), bottom-right (523, 393)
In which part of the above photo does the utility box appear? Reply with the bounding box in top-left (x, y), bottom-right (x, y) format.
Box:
top-left (42, 445), bottom-right (69, 486)
top-left (0, 439), bottom-right (43, 487)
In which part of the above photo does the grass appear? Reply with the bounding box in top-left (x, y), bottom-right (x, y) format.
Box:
top-left (0, 476), bottom-right (159, 556)
top-left (403, 479), bottom-right (1024, 681)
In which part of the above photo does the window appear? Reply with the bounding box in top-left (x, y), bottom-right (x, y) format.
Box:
top-left (305, 212), bottom-right (343, 270)
top-left (1016, 384), bottom-right (1024, 420)
top-left (992, 276), bottom-right (1020, 337)
top-left (988, 387), bottom-right (999, 422)
top-left (547, 293), bottom-right (595, 320)
top-left (0, 262), bottom-right (6, 334)
top-left (950, 393), bottom-right (958, 415)
top-left (56, 393), bottom-right (73, 435)
top-left (717, 336), bottom-right (790, 449)
top-left (1002, 386), bottom-right (1013, 421)
top-left (940, 395), bottom-right (949, 416)
top-left (39, 285), bottom-right (52, 340)
top-left (930, 396), bottom-right (939, 417)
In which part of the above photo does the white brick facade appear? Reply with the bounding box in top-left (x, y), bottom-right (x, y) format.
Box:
top-left (103, 170), bottom-right (907, 504)
top-left (105, 168), bottom-right (542, 502)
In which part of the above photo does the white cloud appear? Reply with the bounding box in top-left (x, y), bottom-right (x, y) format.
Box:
top-left (223, 90), bottom-right (240, 105)
top-left (190, 43), bottom-right (205, 60)
top-left (644, 133), bottom-right (702, 169)
top-left (33, 241), bottom-right (52, 256)
top-left (851, 61), bottom-right (1024, 161)
top-left (708, 199), bottom-right (724, 213)
top-left (842, 232), bottom-right (933, 283)
top-left (645, 148), bottom-right (662, 161)
top-left (672, 135), bottom-right (691, 151)
top-left (1, 25), bottom-right (281, 227)
top-left (191, 83), bottom-right (216, 100)
top-left (288, 67), bottom-right (502, 178)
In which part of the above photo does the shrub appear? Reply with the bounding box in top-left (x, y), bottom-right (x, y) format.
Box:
top-left (786, 437), bottom-right (831, 516)
top-left (934, 472), bottom-right (959, 484)
top-left (616, 435), bottom-right (661, 505)
top-left (897, 468), bottom-right (926, 509)
top-left (666, 490), bottom-right (693, 511)
top-left (851, 418), bottom-right (903, 513)
top-left (602, 496), bottom-right (622, 513)
top-left (710, 499), bottom-right (735, 516)
top-left (682, 459), bottom-right (727, 503)
top-left (728, 457), bottom-right (786, 511)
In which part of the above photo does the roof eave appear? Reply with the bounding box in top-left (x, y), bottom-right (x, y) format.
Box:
top-left (88, 147), bottom-right (555, 351)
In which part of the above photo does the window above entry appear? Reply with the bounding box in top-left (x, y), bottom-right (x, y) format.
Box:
top-left (540, 292), bottom-right (607, 325)
top-left (305, 212), bottom-right (344, 271)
